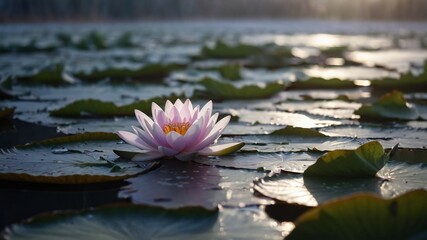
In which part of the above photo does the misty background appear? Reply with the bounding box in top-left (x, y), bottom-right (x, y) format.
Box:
top-left (1, 0), bottom-right (427, 23)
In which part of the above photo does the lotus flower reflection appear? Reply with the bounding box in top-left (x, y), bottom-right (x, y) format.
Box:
top-left (117, 99), bottom-right (244, 161)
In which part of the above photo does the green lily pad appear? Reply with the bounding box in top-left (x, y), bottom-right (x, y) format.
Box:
top-left (218, 64), bottom-right (242, 80)
top-left (50, 94), bottom-right (182, 118)
top-left (286, 190), bottom-right (427, 240)
top-left (253, 160), bottom-right (427, 207)
top-left (75, 31), bottom-right (107, 50)
top-left (0, 39), bottom-right (57, 54)
top-left (270, 126), bottom-right (327, 137)
top-left (320, 46), bottom-right (347, 57)
top-left (119, 160), bottom-right (269, 208)
top-left (0, 132), bottom-right (154, 184)
top-left (371, 61), bottom-right (427, 91)
top-left (16, 64), bottom-right (72, 86)
top-left (201, 40), bottom-right (262, 59)
top-left (354, 90), bottom-right (419, 121)
top-left (75, 63), bottom-right (180, 82)
top-left (304, 141), bottom-right (389, 177)
top-left (2, 204), bottom-right (282, 240)
top-left (289, 77), bottom-right (356, 90)
top-left (194, 78), bottom-right (284, 100)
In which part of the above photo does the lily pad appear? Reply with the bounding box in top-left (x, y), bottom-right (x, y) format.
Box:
top-left (75, 63), bottom-right (181, 82)
top-left (304, 141), bottom-right (389, 177)
top-left (16, 64), bottom-right (72, 86)
top-left (218, 64), bottom-right (242, 80)
top-left (371, 61), bottom-right (427, 91)
top-left (286, 190), bottom-right (427, 240)
top-left (50, 94), bottom-right (182, 118)
top-left (194, 152), bottom-right (321, 172)
top-left (0, 132), bottom-right (154, 184)
top-left (236, 109), bottom-right (344, 128)
top-left (354, 90), bottom-right (419, 121)
top-left (201, 40), bottom-right (262, 59)
top-left (270, 126), bottom-right (327, 137)
top-left (119, 160), bottom-right (269, 208)
top-left (194, 78), bottom-right (284, 100)
top-left (2, 204), bottom-right (282, 240)
top-left (288, 77), bottom-right (356, 90)
top-left (2, 204), bottom-right (218, 240)
top-left (253, 160), bottom-right (427, 207)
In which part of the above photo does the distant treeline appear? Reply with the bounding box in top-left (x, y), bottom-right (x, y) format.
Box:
top-left (1, 0), bottom-right (427, 22)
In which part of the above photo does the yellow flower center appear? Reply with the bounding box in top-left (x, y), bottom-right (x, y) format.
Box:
top-left (163, 122), bottom-right (191, 135)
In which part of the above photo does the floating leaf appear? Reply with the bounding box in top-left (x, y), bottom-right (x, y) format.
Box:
top-left (286, 190), bottom-right (427, 240)
top-left (304, 141), bottom-right (389, 177)
top-left (246, 45), bottom-right (294, 69)
top-left (0, 39), bottom-right (57, 54)
top-left (75, 31), bottom-right (107, 50)
top-left (0, 132), bottom-right (153, 184)
top-left (75, 63), bottom-right (180, 82)
top-left (119, 160), bottom-right (268, 208)
top-left (16, 64), bottom-right (72, 86)
top-left (289, 77), bottom-right (356, 89)
top-left (270, 126), bottom-right (327, 138)
top-left (218, 64), bottom-right (242, 80)
top-left (236, 109), bottom-right (343, 128)
top-left (201, 40), bottom-right (262, 59)
top-left (2, 204), bottom-right (281, 240)
top-left (354, 90), bottom-right (419, 121)
top-left (2, 204), bottom-right (218, 239)
top-left (320, 46), bottom-right (347, 57)
top-left (194, 152), bottom-right (320, 172)
top-left (253, 160), bottom-right (427, 207)
top-left (115, 32), bottom-right (136, 48)
top-left (194, 78), bottom-right (284, 100)
top-left (50, 94), bottom-right (182, 118)
top-left (371, 61), bottom-right (427, 91)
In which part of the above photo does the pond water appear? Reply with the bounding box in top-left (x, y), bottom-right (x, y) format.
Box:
top-left (1, 20), bottom-right (427, 239)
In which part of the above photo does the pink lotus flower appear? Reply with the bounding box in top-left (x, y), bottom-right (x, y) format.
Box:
top-left (117, 99), bottom-right (244, 161)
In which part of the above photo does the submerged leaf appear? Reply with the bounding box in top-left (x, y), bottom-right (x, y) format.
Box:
top-left (286, 190), bottom-right (427, 240)
top-left (354, 90), bottom-right (419, 121)
top-left (194, 78), bottom-right (284, 100)
top-left (304, 141), bottom-right (388, 177)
